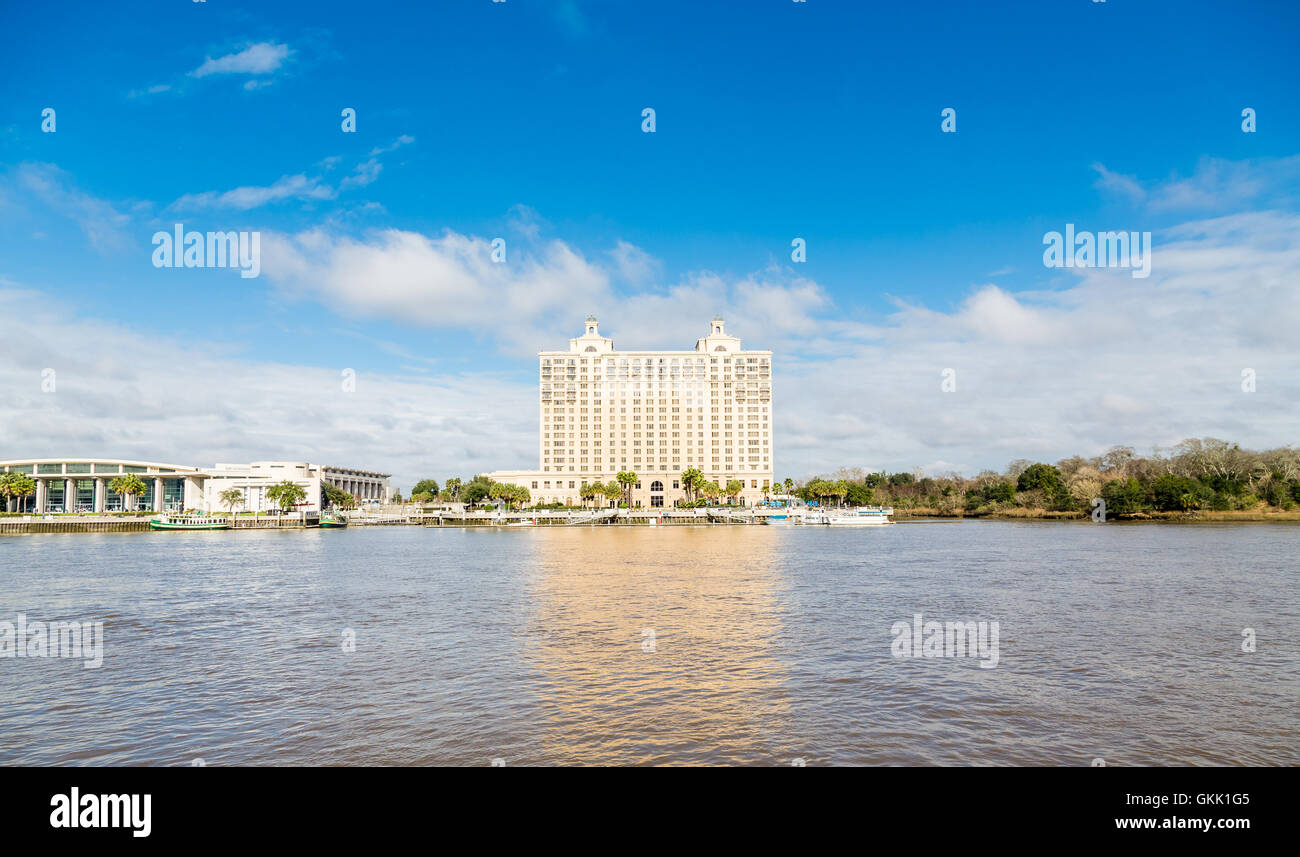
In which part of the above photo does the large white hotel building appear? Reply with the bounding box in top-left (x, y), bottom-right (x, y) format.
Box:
top-left (489, 316), bottom-right (773, 508)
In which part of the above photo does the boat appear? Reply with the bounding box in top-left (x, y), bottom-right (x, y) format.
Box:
top-left (149, 513), bottom-right (231, 531)
top-left (799, 506), bottom-right (895, 526)
top-left (319, 511), bottom-right (348, 529)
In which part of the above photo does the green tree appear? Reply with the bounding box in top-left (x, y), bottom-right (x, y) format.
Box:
top-left (601, 481), bottom-right (623, 506)
top-left (1153, 474), bottom-right (1199, 511)
top-left (1101, 478), bottom-right (1147, 516)
top-left (680, 467), bottom-right (703, 502)
top-left (698, 480), bottom-right (721, 504)
top-left (845, 482), bottom-right (874, 507)
top-left (411, 478), bottom-right (440, 498)
top-left (265, 480), bottom-right (308, 512)
top-left (1016, 463), bottom-right (1073, 510)
top-left (322, 482), bottom-right (351, 508)
top-left (219, 487), bottom-right (245, 517)
top-left (1017, 463), bottom-right (1064, 494)
top-left (782, 477), bottom-right (794, 496)
top-left (801, 478), bottom-right (830, 506)
top-left (444, 477), bottom-right (462, 501)
top-left (108, 474), bottom-right (148, 511)
top-left (725, 479), bottom-right (744, 504)
top-left (487, 482), bottom-right (530, 510)
top-left (461, 476), bottom-right (496, 506)
top-left (831, 479), bottom-right (851, 507)
top-left (0, 471), bottom-right (37, 513)
top-left (616, 471), bottom-right (638, 507)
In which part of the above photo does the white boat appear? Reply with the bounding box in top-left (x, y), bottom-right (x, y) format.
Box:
top-left (150, 513), bottom-right (231, 531)
top-left (799, 506), bottom-right (895, 526)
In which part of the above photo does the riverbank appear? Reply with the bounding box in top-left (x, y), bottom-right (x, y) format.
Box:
top-left (0, 507), bottom-right (775, 533)
top-left (894, 506), bottom-right (1300, 522)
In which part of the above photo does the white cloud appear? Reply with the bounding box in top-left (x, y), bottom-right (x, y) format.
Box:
top-left (190, 42), bottom-right (292, 78)
top-left (170, 138), bottom-right (414, 210)
top-left (368, 135), bottom-right (415, 157)
top-left (127, 84), bottom-right (172, 99)
top-left (172, 173), bottom-right (336, 210)
top-left (262, 228), bottom-right (612, 353)
top-left (339, 159), bottom-right (382, 191)
top-left (776, 208), bottom-right (1300, 477)
top-left (5, 157), bottom-right (1298, 482)
top-left (1091, 162), bottom-right (1146, 203)
top-left (1092, 155), bottom-right (1300, 214)
top-left (11, 163), bottom-right (132, 252)
top-left (0, 287), bottom-right (536, 491)
top-left (608, 239), bottom-right (658, 284)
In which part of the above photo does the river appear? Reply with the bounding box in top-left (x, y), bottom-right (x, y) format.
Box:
top-left (1, 520), bottom-right (1295, 765)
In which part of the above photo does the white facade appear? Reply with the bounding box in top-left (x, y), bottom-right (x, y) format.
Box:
top-left (488, 316), bottom-right (774, 507)
top-left (0, 458), bottom-right (389, 514)
top-left (202, 461), bottom-right (391, 513)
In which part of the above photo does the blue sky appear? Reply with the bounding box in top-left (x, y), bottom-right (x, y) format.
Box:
top-left (2, 0), bottom-right (1299, 489)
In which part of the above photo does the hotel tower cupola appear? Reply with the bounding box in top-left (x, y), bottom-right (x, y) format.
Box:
top-left (697, 314), bottom-right (741, 353)
top-left (570, 315), bottom-right (614, 353)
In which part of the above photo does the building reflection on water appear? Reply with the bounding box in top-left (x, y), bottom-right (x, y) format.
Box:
top-left (522, 526), bottom-right (796, 766)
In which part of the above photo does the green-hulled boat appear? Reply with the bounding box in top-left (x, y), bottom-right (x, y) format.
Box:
top-left (149, 513), bottom-right (231, 531)
top-left (318, 511), bottom-right (348, 529)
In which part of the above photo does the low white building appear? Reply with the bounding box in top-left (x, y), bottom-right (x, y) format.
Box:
top-left (201, 461), bottom-right (391, 513)
top-left (0, 458), bottom-right (389, 514)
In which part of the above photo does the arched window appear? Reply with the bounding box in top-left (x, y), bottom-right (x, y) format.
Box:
top-left (650, 480), bottom-right (663, 492)
top-left (714, 345), bottom-right (726, 351)
top-left (584, 346), bottom-right (597, 352)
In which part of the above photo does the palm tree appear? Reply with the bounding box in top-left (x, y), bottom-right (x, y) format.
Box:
top-left (783, 478), bottom-right (794, 496)
top-left (680, 467), bottom-right (703, 502)
top-left (445, 477), bottom-right (462, 501)
top-left (725, 479), bottom-right (744, 504)
top-left (265, 480), bottom-right (307, 513)
top-left (616, 471), bottom-right (637, 507)
top-left (698, 480), bottom-right (721, 505)
top-left (219, 488), bottom-right (244, 518)
top-left (601, 481), bottom-right (622, 507)
top-left (804, 478), bottom-right (829, 507)
top-left (0, 472), bottom-right (36, 513)
top-left (833, 479), bottom-right (851, 508)
top-left (108, 474), bottom-right (147, 512)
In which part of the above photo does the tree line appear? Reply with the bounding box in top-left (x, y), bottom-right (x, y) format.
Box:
top-left (403, 468), bottom-right (757, 510)
top-left (788, 439), bottom-right (1300, 516)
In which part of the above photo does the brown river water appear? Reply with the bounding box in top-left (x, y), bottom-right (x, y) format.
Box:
top-left (1, 520), bottom-right (1296, 765)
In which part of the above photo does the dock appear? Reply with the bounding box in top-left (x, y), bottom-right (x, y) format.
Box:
top-left (0, 508), bottom-right (787, 534)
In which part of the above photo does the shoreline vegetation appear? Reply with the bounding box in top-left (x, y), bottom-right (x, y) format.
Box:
top-left (795, 438), bottom-right (1300, 522)
top-left (6, 438), bottom-right (1298, 526)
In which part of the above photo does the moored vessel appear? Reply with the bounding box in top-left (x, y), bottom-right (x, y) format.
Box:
top-left (798, 506), bottom-right (895, 526)
top-left (149, 513), bottom-right (232, 531)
